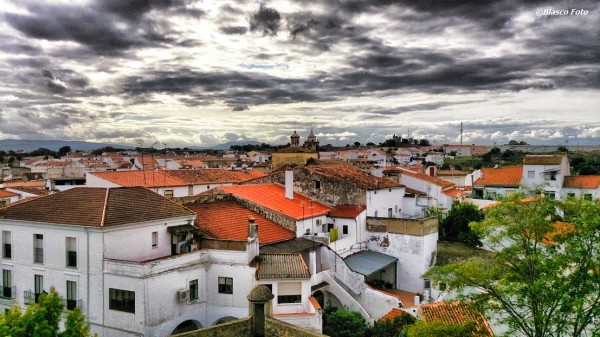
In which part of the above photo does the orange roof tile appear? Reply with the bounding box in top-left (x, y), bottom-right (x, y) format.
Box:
top-left (474, 166), bottom-right (522, 187)
top-left (400, 169), bottom-right (455, 189)
top-left (166, 169), bottom-right (266, 184)
top-left (443, 187), bottom-right (470, 198)
top-left (189, 200), bottom-right (295, 245)
top-left (419, 301), bottom-right (494, 336)
top-left (329, 204), bottom-right (366, 218)
top-left (219, 184), bottom-right (332, 220)
top-left (0, 190), bottom-right (19, 198)
top-left (89, 170), bottom-right (189, 187)
top-left (2, 181), bottom-right (46, 188)
top-left (304, 165), bottom-right (401, 190)
top-left (380, 308), bottom-right (409, 322)
top-left (523, 155), bottom-right (564, 165)
top-left (563, 175), bottom-right (600, 189)
top-left (0, 187), bottom-right (194, 226)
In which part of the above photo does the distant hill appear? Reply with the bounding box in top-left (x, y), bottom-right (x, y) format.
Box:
top-left (0, 139), bottom-right (133, 152)
top-left (199, 140), bottom-right (264, 151)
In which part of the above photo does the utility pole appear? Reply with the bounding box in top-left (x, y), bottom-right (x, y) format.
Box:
top-left (460, 122), bottom-right (463, 146)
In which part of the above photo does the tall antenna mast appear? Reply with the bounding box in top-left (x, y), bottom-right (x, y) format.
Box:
top-left (460, 122), bottom-right (463, 145)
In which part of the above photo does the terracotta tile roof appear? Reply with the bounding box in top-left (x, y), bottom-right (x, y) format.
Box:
top-left (380, 308), bottom-right (408, 322)
top-left (219, 184), bottom-right (332, 220)
top-left (5, 187), bottom-right (49, 196)
top-left (474, 166), bottom-right (522, 187)
top-left (2, 181), bottom-right (46, 188)
top-left (563, 175), bottom-right (600, 189)
top-left (0, 189), bottom-right (18, 198)
top-left (405, 187), bottom-right (427, 196)
top-left (34, 161), bottom-right (74, 167)
top-left (89, 170), bottom-right (189, 187)
top-left (303, 165), bottom-right (401, 190)
top-left (443, 187), bottom-right (470, 198)
top-left (0, 187), bottom-right (194, 227)
top-left (329, 204), bottom-right (366, 218)
top-left (166, 169), bottom-right (266, 184)
top-left (419, 301), bottom-right (494, 337)
top-left (255, 253), bottom-right (311, 279)
top-left (188, 201), bottom-right (295, 245)
top-left (523, 155), bottom-right (564, 165)
top-left (400, 169), bottom-right (455, 189)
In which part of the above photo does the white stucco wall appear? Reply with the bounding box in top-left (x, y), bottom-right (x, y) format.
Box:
top-left (366, 188), bottom-right (405, 218)
top-left (367, 231), bottom-right (438, 293)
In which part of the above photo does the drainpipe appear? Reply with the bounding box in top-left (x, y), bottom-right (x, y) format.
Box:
top-left (85, 227), bottom-right (90, 318)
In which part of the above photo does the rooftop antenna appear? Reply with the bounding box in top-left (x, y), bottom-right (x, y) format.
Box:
top-left (460, 122), bottom-right (463, 146)
top-left (138, 141), bottom-right (146, 187)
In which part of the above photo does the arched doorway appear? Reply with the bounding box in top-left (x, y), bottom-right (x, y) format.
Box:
top-left (170, 320), bottom-right (202, 335)
top-left (212, 316), bottom-right (238, 325)
top-left (313, 290), bottom-right (325, 308)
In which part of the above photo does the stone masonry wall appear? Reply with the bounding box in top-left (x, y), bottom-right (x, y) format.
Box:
top-left (171, 318), bottom-right (251, 337)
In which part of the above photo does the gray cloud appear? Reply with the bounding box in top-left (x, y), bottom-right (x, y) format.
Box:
top-left (249, 5), bottom-right (281, 36)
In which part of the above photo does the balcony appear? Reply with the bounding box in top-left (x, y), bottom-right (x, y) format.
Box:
top-left (63, 298), bottom-right (83, 311)
top-left (34, 248), bottom-right (44, 263)
top-left (23, 290), bottom-right (82, 311)
top-left (1, 286), bottom-right (15, 300)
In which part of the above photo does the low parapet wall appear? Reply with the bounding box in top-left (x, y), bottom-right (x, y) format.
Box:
top-left (172, 317), bottom-right (251, 337)
top-left (367, 217), bottom-right (438, 236)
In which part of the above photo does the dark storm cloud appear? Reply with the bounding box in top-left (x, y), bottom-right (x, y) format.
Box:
top-left (4, 0), bottom-right (200, 54)
top-left (249, 5), bottom-right (281, 36)
top-left (121, 69), bottom-right (330, 106)
top-left (362, 101), bottom-right (483, 116)
top-left (232, 104), bottom-right (249, 111)
top-left (220, 26), bottom-right (248, 35)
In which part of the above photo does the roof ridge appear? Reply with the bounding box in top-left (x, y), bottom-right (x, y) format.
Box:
top-left (100, 188), bottom-right (110, 227)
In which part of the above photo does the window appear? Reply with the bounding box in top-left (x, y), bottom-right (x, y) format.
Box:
top-left (218, 277), bottom-right (233, 294)
top-left (189, 279), bottom-right (198, 300)
top-left (388, 208), bottom-right (393, 218)
top-left (66, 237), bottom-right (77, 267)
top-left (327, 223), bottom-right (334, 232)
top-left (109, 288), bottom-right (135, 313)
top-left (33, 234), bottom-right (43, 264)
top-left (374, 210), bottom-right (378, 217)
top-left (544, 171), bottom-right (557, 181)
top-left (424, 279), bottom-right (431, 289)
top-left (2, 270), bottom-right (12, 299)
top-left (567, 193), bottom-right (576, 198)
top-left (164, 189), bottom-right (174, 198)
top-left (66, 281), bottom-right (77, 310)
top-left (584, 194), bottom-right (592, 200)
top-left (2, 231), bottom-right (11, 259)
top-left (527, 170), bottom-right (535, 179)
top-left (343, 225), bottom-right (348, 235)
top-left (315, 180), bottom-right (321, 189)
top-left (278, 282), bottom-right (301, 304)
top-left (152, 232), bottom-right (158, 248)
top-left (545, 191), bottom-right (556, 199)
top-left (34, 274), bottom-right (43, 303)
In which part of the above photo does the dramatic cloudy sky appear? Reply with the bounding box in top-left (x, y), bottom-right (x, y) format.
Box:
top-left (0, 0), bottom-right (598, 147)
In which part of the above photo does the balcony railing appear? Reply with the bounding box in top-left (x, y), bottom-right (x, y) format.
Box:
top-left (24, 290), bottom-right (39, 305)
top-left (62, 298), bottom-right (82, 311)
top-left (0, 286), bottom-right (15, 300)
top-left (24, 290), bottom-right (82, 310)
top-left (34, 248), bottom-right (44, 263)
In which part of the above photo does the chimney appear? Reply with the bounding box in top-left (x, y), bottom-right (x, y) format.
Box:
top-left (285, 169), bottom-right (293, 199)
top-left (248, 217), bottom-right (258, 240)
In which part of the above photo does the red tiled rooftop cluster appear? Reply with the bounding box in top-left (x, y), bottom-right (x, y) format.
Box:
top-left (419, 301), bottom-right (494, 336)
top-left (475, 166), bottom-right (522, 187)
top-left (304, 165), bottom-right (401, 190)
top-left (189, 200), bottom-right (295, 245)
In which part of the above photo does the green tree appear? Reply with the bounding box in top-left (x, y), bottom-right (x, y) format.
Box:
top-left (406, 320), bottom-right (476, 337)
top-left (0, 287), bottom-right (94, 337)
top-left (440, 202), bottom-right (484, 247)
top-left (428, 195), bottom-right (600, 337)
top-left (58, 146), bottom-right (71, 157)
top-left (371, 312), bottom-right (415, 337)
top-left (323, 309), bottom-right (370, 337)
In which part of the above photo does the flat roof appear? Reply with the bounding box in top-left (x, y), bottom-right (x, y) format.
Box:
top-left (344, 251), bottom-right (397, 277)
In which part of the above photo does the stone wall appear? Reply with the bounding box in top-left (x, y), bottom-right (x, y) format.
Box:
top-left (270, 168), bottom-right (367, 207)
top-left (235, 197), bottom-right (297, 233)
top-left (367, 217), bottom-right (438, 236)
top-left (171, 318), bottom-right (251, 337)
top-left (265, 317), bottom-right (327, 337)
